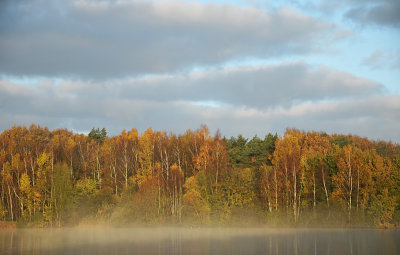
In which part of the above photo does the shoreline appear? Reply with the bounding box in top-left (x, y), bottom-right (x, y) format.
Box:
top-left (1, 221), bottom-right (398, 230)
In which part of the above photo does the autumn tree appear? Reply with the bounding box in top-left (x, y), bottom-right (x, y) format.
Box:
top-left (332, 145), bottom-right (371, 222)
top-left (136, 128), bottom-right (154, 186)
top-left (20, 172), bottom-right (33, 220)
top-left (0, 124), bottom-right (399, 227)
top-left (272, 129), bottom-right (303, 222)
top-left (53, 163), bottom-right (72, 226)
top-left (366, 150), bottom-right (396, 227)
top-left (183, 176), bottom-right (210, 224)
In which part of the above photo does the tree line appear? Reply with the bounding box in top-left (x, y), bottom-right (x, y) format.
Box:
top-left (0, 124), bottom-right (399, 227)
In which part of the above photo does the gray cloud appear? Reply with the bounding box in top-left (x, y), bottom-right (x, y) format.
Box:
top-left (291, 0), bottom-right (400, 28)
top-left (0, 0), bottom-right (332, 79)
top-left (3, 62), bottom-right (381, 109)
top-left (108, 62), bottom-right (382, 108)
top-left (362, 50), bottom-right (387, 69)
top-left (361, 50), bottom-right (400, 69)
top-left (345, 0), bottom-right (400, 27)
top-left (1, 63), bottom-right (397, 141)
top-left (0, 0), bottom-right (397, 142)
top-left (264, 95), bottom-right (400, 141)
top-left (394, 50), bottom-right (400, 69)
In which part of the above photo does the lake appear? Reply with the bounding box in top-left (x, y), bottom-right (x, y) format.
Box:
top-left (0, 228), bottom-right (399, 255)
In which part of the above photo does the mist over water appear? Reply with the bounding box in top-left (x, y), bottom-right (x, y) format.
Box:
top-left (0, 228), bottom-right (399, 255)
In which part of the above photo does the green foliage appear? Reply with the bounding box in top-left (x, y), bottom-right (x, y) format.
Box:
top-left (196, 171), bottom-right (212, 201)
top-left (53, 163), bottom-right (73, 225)
top-left (183, 176), bottom-right (210, 224)
top-left (205, 168), bottom-right (258, 224)
top-left (226, 133), bottom-right (277, 168)
top-left (330, 136), bottom-right (352, 147)
top-left (226, 134), bottom-right (248, 167)
top-left (88, 127), bottom-right (107, 143)
top-left (368, 189), bottom-right (396, 228)
top-left (71, 179), bottom-right (99, 221)
top-left (227, 168), bottom-right (257, 208)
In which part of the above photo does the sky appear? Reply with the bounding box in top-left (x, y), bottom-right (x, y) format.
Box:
top-left (0, 0), bottom-right (399, 141)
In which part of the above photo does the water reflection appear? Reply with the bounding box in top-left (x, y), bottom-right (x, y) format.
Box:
top-left (0, 228), bottom-right (399, 255)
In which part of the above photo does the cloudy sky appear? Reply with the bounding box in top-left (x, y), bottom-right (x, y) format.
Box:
top-left (0, 0), bottom-right (399, 141)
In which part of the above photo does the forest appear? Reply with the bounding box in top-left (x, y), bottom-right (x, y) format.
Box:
top-left (0, 125), bottom-right (399, 228)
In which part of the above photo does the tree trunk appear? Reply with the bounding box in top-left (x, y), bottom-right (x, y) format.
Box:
top-left (313, 171), bottom-right (316, 208)
top-left (293, 165), bottom-right (297, 223)
top-left (321, 166), bottom-right (329, 208)
top-left (8, 185), bottom-right (13, 221)
top-left (285, 163), bottom-right (288, 212)
top-left (356, 166), bottom-right (360, 210)
top-left (70, 156), bottom-right (73, 179)
top-left (113, 162), bottom-right (118, 196)
top-left (274, 167), bottom-right (278, 211)
top-left (124, 144), bottom-right (128, 190)
top-left (96, 149), bottom-right (101, 187)
top-left (347, 151), bottom-right (353, 222)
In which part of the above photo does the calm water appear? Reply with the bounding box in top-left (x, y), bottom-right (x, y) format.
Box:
top-left (0, 227), bottom-right (399, 255)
